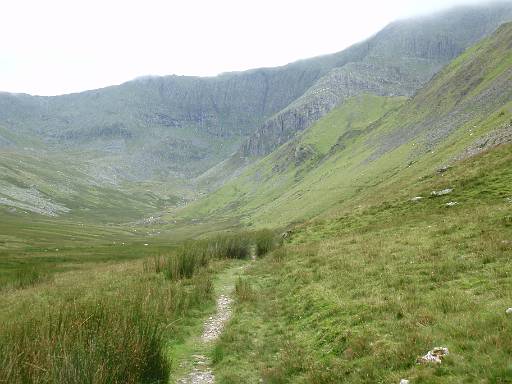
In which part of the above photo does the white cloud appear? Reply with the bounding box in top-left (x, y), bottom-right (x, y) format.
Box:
top-left (0, 0), bottom-right (496, 95)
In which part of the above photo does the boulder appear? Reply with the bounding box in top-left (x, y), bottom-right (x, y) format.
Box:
top-left (431, 188), bottom-right (453, 196)
top-left (437, 166), bottom-right (451, 173)
top-left (417, 347), bottom-right (449, 364)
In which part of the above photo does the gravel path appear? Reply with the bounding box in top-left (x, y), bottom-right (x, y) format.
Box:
top-left (201, 295), bottom-right (233, 343)
top-left (177, 354), bottom-right (215, 384)
top-left (176, 263), bottom-right (248, 384)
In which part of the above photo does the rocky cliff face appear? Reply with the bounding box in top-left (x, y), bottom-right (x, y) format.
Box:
top-left (0, 60), bottom-right (337, 180)
top-left (238, 3), bottom-right (512, 158)
top-left (239, 60), bottom-right (432, 156)
top-left (1, 3), bottom-right (511, 185)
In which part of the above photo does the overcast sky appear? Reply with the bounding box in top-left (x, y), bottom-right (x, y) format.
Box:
top-left (0, 0), bottom-right (495, 95)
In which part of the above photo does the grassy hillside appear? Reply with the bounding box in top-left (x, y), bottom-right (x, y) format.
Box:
top-left (179, 22), bottom-right (512, 228)
top-left (213, 142), bottom-right (512, 383)
top-left (237, 2), bottom-right (512, 158)
top-left (0, 149), bottom-right (167, 221)
top-left (204, 22), bottom-right (512, 383)
top-left (179, 94), bottom-right (405, 223)
top-left (0, 3), bottom-right (509, 231)
top-left (0, 9), bottom-right (511, 384)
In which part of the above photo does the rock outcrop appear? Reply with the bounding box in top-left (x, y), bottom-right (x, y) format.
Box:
top-left (238, 4), bottom-right (512, 158)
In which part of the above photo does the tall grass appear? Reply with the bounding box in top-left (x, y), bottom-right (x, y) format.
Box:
top-left (207, 234), bottom-right (250, 259)
top-left (145, 234), bottom-right (252, 281)
top-left (0, 232), bottom-right (254, 383)
top-left (234, 277), bottom-right (256, 303)
top-left (252, 229), bottom-right (279, 257)
top-left (8, 268), bottom-right (51, 290)
top-left (163, 242), bottom-right (210, 280)
top-left (0, 265), bottom-right (213, 384)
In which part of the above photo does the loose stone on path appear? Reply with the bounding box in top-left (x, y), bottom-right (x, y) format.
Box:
top-left (202, 294), bottom-right (233, 343)
top-left (177, 355), bottom-right (215, 384)
top-left (176, 279), bottom-right (238, 383)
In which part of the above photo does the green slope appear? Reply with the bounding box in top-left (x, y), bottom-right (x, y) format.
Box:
top-left (0, 149), bottom-right (165, 222)
top-left (213, 141), bottom-right (512, 384)
top-left (179, 22), bottom-right (512, 228)
top-left (178, 94), bottom-right (405, 224)
top-left (1, 3), bottom-right (511, 187)
top-left (208, 23), bottom-right (512, 384)
top-left (237, 2), bottom-right (512, 158)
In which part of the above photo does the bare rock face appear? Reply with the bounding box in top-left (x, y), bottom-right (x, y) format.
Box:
top-left (239, 60), bottom-right (434, 157)
top-left (0, 135), bottom-right (13, 147)
top-left (0, 185), bottom-right (70, 217)
top-left (454, 123), bottom-right (512, 162)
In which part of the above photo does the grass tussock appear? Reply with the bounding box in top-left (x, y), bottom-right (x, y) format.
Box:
top-left (234, 277), bottom-right (256, 303)
top-left (252, 229), bottom-right (280, 257)
top-left (144, 234), bottom-right (252, 281)
top-left (270, 246), bottom-right (288, 263)
top-left (0, 256), bottom-right (215, 383)
top-left (10, 268), bottom-right (51, 290)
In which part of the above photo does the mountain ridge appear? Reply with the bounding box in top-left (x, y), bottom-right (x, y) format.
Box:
top-left (0, 2), bottom-right (511, 223)
top-left (177, 20), bottom-right (512, 228)
top-left (237, 2), bottom-right (512, 159)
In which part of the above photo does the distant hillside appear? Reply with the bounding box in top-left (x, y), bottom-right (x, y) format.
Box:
top-left (178, 20), bottom-right (512, 228)
top-left (237, 2), bottom-right (512, 159)
top-left (0, 2), bottom-right (511, 223)
top-left (0, 53), bottom-right (353, 181)
top-left (1, 3), bottom-right (511, 186)
top-left (0, 145), bottom-right (166, 221)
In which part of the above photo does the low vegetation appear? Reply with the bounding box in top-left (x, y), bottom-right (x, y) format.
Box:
top-left (0, 231), bottom-right (261, 383)
top-left (1, 18), bottom-right (511, 384)
top-left (234, 277), bottom-right (257, 303)
top-left (212, 144), bottom-right (512, 383)
top-left (253, 229), bottom-right (280, 257)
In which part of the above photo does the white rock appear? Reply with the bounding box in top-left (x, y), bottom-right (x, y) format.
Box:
top-left (417, 347), bottom-right (449, 364)
top-left (431, 188), bottom-right (453, 196)
top-left (506, 308), bottom-right (512, 315)
top-left (400, 380), bottom-right (410, 384)
top-left (411, 196), bottom-right (423, 202)
top-left (446, 201), bottom-right (458, 207)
